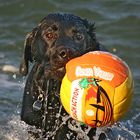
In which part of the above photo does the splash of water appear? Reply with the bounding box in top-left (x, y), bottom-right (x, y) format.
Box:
top-left (0, 115), bottom-right (44, 140)
top-left (0, 114), bottom-right (140, 140)
top-left (0, 116), bottom-right (28, 140)
top-left (0, 113), bottom-right (139, 140)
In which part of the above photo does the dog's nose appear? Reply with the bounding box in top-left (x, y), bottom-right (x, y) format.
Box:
top-left (59, 49), bottom-right (67, 58)
top-left (58, 48), bottom-right (73, 60)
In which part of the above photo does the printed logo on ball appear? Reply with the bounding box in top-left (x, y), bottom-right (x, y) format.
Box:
top-left (70, 79), bottom-right (84, 122)
top-left (75, 66), bottom-right (114, 81)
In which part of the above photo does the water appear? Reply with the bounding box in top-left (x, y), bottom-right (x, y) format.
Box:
top-left (0, 0), bottom-right (140, 139)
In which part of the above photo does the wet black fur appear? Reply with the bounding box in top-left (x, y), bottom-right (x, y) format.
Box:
top-left (19, 13), bottom-right (106, 139)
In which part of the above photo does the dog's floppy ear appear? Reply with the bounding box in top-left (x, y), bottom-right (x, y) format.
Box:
top-left (19, 17), bottom-right (48, 76)
top-left (19, 27), bottom-right (38, 76)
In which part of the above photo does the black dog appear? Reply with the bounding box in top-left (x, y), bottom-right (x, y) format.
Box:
top-left (19, 13), bottom-right (105, 140)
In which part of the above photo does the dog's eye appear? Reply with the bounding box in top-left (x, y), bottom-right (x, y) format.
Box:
top-left (45, 33), bottom-right (55, 40)
top-left (75, 33), bottom-right (84, 41)
top-left (46, 33), bottom-right (53, 39)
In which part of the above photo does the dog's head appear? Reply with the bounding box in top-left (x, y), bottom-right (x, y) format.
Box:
top-left (19, 13), bottom-right (99, 80)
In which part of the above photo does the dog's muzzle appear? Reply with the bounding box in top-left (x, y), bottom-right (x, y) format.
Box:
top-left (44, 45), bottom-right (77, 80)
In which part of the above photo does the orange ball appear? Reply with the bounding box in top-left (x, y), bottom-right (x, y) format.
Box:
top-left (60, 51), bottom-right (134, 127)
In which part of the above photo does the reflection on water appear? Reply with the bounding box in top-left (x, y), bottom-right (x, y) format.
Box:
top-left (0, 0), bottom-right (140, 139)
